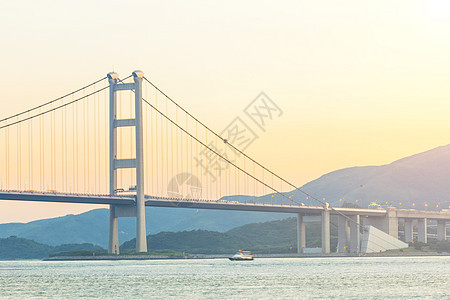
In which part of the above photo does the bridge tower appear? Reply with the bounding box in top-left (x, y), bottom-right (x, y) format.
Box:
top-left (107, 71), bottom-right (147, 254)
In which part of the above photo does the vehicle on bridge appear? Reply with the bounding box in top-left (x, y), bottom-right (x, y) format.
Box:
top-left (368, 202), bottom-right (382, 209)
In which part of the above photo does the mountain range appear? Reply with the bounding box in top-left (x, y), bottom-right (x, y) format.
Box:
top-left (281, 144), bottom-right (450, 209)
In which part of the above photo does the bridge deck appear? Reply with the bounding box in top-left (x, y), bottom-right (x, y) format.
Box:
top-left (144, 196), bottom-right (387, 216)
top-left (1, 191), bottom-right (450, 219)
top-left (397, 209), bottom-right (450, 220)
top-left (0, 191), bottom-right (135, 205)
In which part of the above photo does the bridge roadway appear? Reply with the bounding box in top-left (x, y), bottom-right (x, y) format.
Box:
top-left (0, 191), bottom-right (134, 205)
top-left (2, 190), bottom-right (450, 222)
top-left (0, 191), bottom-right (387, 216)
top-left (144, 196), bottom-right (387, 216)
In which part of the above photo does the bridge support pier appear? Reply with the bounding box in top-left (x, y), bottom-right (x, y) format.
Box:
top-left (384, 208), bottom-right (399, 239)
top-left (437, 220), bottom-right (447, 241)
top-left (297, 214), bottom-right (305, 254)
top-left (108, 206), bottom-right (119, 254)
top-left (404, 219), bottom-right (413, 243)
top-left (417, 218), bottom-right (427, 243)
top-left (364, 209), bottom-right (398, 239)
top-left (321, 207), bottom-right (330, 254)
top-left (349, 215), bottom-right (360, 253)
top-left (337, 215), bottom-right (349, 253)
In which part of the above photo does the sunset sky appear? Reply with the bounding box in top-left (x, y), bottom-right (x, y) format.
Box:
top-left (1, 0), bottom-right (450, 223)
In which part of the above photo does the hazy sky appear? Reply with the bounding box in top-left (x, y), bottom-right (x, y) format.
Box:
top-left (1, 0), bottom-right (450, 223)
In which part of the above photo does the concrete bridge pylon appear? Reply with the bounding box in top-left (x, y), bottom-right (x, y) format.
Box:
top-left (107, 71), bottom-right (147, 254)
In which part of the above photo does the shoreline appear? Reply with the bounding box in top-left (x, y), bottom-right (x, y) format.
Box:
top-left (42, 251), bottom-right (450, 261)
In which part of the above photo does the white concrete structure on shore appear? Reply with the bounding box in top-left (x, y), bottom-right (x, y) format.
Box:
top-left (360, 226), bottom-right (408, 253)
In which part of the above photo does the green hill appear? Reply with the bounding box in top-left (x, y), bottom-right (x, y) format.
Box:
top-left (121, 230), bottom-right (258, 254)
top-left (0, 236), bottom-right (102, 260)
top-left (121, 217), bottom-right (337, 254)
top-left (0, 236), bottom-right (53, 259)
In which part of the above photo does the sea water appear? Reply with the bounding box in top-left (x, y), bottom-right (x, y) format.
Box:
top-left (0, 256), bottom-right (449, 299)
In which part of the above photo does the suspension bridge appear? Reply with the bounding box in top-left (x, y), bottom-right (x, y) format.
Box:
top-left (0, 70), bottom-right (448, 255)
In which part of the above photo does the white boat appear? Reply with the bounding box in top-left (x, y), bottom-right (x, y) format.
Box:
top-left (229, 250), bottom-right (254, 261)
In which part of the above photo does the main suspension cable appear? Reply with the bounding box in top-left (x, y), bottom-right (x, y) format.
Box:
top-left (0, 86), bottom-right (109, 130)
top-left (141, 98), bottom-right (297, 206)
top-left (142, 76), bottom-right (376, 230)
top-left (0, 77), bottom-right (107, 124)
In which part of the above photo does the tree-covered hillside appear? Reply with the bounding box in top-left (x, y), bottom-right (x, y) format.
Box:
top-left (0, 236), bottom-right (102, 260)
top-left (121, 217), bottom-right (337, 254)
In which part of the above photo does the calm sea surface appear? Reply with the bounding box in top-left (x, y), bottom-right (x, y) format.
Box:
top-left (0, 256), bottom-right (449, 299)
